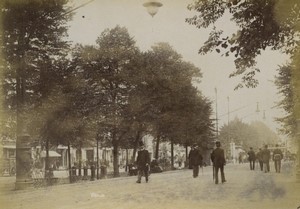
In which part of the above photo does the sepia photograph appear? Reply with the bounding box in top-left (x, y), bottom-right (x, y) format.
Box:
top-left (0, 0), bottom-right (299, 208)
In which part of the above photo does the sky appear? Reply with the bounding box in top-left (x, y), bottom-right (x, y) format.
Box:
top-left (66, 0), bottom-right (290, 135)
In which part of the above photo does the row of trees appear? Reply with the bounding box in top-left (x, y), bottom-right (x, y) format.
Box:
top-left (0, 1), bottom-right (214, 177)
top-left (218, 118), bottom-right (279, 156)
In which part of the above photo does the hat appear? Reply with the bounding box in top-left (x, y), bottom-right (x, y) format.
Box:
top-left (215, 141), bottom-right (221, 146)
top-left (139, 141), bottom-right (144, 147)
top-left (192, 143), bottom-right (198, 148)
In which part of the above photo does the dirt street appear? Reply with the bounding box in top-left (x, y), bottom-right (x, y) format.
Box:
top-left (0, 162), bottom-right (299, 209)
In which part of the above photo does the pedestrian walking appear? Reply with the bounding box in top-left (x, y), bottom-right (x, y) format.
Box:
top-left (238, 153), bottom-right (243, 164)
top-left (256, 148), bottom-right (264, 171)
top-left (247, 147), bottom-right (256, 170)
top-left (136, 143), bottom-right (150, 183)
top-left (211, 141), bottom-right (226, 184)
top-left (262, 145), bottom-right (271, 173)
top-left (188, 143), bottom-right (203, 178)
top-left (273, 144), bottom-right (283, 173)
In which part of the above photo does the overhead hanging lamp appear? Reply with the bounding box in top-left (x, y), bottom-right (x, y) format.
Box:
top-left (143, 1), bottom-right (163, 17)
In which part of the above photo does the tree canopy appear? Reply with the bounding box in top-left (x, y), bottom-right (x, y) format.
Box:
top-left (186, 0), bottom-right (300, 136)
top-left (219, 117), bottom-right (279, 156)
top-left (186, 0), bottom-right (300, 89)
top-left (69, 26), bottom-right (215, 174)
top-left (274, 64), bottom-right (296, 136)
top-left (0, 0), bottom-right (71, 138)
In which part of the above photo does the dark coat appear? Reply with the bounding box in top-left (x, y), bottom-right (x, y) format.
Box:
top-left (247, 150), bottom-right (256, 161)
top-left (211, 147), bottom-right (226, 166)
top-left (273, 149), bottom-right (283, 161)
top-left (262, 148), bottom-right (271, 163)
top-left (256, 150), bottom-right (263, 161)
top-left (189, 149), bottom-right (203, 166)
top-left (136, 149), bottom-right (150, 169)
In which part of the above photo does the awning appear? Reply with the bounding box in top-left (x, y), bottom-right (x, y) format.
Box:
top-left (3, 145), bottom-right (16, 149)
top-left (40, 150), bottom-right (61, 158)
top-left (57, 145), bottom-right (68, 149)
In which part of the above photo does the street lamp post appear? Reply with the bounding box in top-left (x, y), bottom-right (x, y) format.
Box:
top-left (227, 96), bottom-right (229, 125)
top-left (15, 133), bottom-right (33, 190)
top-left (215, 88), bottom-right (218, 140)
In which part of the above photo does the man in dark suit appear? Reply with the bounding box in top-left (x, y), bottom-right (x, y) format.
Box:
top-left (211, 141), bottom-right (226, 184)
top-left (136, 143), bottom-right (150, 183)
top-left (247, 147), bottom-right (256, 170)
top-left (256, 148), bottom-right (264, 171)
top-left (262, 144), bottom-right (271, 173)
top-left (189, 143), bottom-right (203, 178)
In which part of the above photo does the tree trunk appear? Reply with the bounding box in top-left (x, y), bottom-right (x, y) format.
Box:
top-left (112, 132), bottom-right (120, 177)
top-left (155, 135), bottom-right (160, 160)
top-left (44, 137), bottom-right (49, 178)
top-left (78, 145), bottom-right (82, 176)
top-left (68, 143), bottom-right (72, 183)
top-left (132, 130), bottom-right (141, 162)
top-left (171, 140), bottom-right (174, 170)
top-left (185, 142), bottom-right (188, 162)
top-left (125, 148), bottom-right (128, 172)
top-left (96, 139), bottom-right (99, 179)
top-left (112, 145), bottom-right (119, 177)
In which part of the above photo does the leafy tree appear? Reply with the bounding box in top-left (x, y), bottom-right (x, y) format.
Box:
top-left (1, 0), bottom-right (71, 135)
top-left (186, 0), bottom-right (300, 89)
top-left (71, 26), bottom-right (141, 177)
top-left (219, 117), bottom-right (279, 156)
top-left (274, 64), bottom-right (296, 136)
top-left (137, 42), bottom-right (214, 164)
top-left (1, 0), bottom-right (72, 179)
top-left (249, 121), bottom-right (280, 145)
top-left (219, 117), bottom-right (256, 155)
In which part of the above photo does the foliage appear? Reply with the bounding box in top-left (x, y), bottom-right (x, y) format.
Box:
top-left (0, 0), bottom-right (71, 139)
top-left (138, 42), bottom-right (213, 148)
top-left (219, 117), bottom-right (279, 153)
top-left (274, 64), bottom-right (297, 136)
top-left (70, 25), bottom-right (142, 176)
top-left (186, 0), bottom-right (300, 89)
top-left (70, 34), bottom-right (215, 172)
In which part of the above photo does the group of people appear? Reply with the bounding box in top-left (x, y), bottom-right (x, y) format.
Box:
top-left (247, 144), bottom-right (284, 173)
top-left (134, 141), bottom-right (227, 185)
top-left (188, 142), bottom-right (226, 184)
top-left (135, 141), bottom-right (284, 185)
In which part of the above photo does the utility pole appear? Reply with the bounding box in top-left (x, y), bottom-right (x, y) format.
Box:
top-left (215, 88), bottom-right (218, 140)
top-left (256, 102), bottom-right (260, 113)
top-left (227, 96), bottom-right (230, 125)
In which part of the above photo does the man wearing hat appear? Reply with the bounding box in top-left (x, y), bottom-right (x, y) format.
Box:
top-left (136, 143), bottom-right (150, 183)
top-left (211, 141), bottom-right (226, 184)
top-left (247, 147), bottom-right (256, 170)
top-left (273, 144), bottom-right (283, 173)
top-left (188, 143), bottom-right (203, 178)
